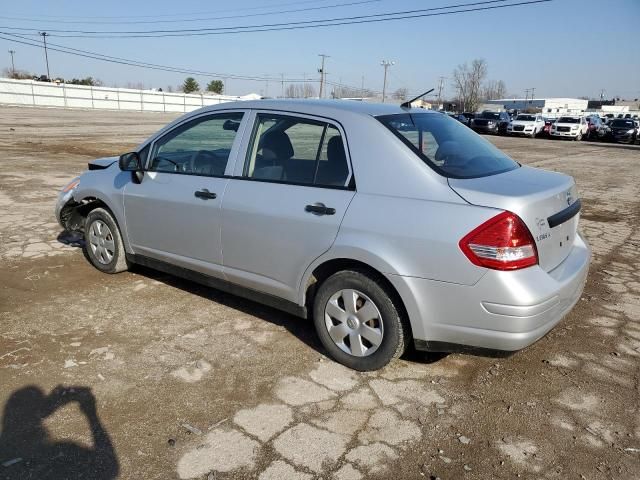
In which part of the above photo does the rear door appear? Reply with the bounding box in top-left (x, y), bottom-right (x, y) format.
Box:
top-left (123, 111), bottom-right (247, 278)
top-left (221, 111), bottom-right (356, 301)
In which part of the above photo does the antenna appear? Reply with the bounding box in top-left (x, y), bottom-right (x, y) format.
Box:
top-left (401, 88), bottom-right (435, 109)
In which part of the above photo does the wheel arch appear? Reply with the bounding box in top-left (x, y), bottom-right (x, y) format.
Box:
top-left (67, 192), bottom-right (131, 252)
top-left (301, 254), bottom-right (413, 341)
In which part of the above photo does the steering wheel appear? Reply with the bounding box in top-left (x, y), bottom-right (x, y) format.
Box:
top-left (152, 156), bottom-right (181, 172)
top-left (189, 150), bottom-right (220, 175)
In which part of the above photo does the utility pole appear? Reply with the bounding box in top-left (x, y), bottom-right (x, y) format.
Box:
top-left (523, 88), bottom-right (530, 110)
top-left (600, 89), bottom-right (605, 101)
top-left (318, 54), bottom-right (329, 99)
top-left (39, 32), bottom-right (51, 80)
top-left (530, 87), bottom-right (535, 103)
top-left (380, 60), bottom-right (394, 103)
top-left (280, 73), bottom-right (285, 98)
top-left (8, 50), bottom-right (16, 76)
top-left (361, 75), bottom-right (365, 99)
top-left (436, 76), bottom-right (445, 109)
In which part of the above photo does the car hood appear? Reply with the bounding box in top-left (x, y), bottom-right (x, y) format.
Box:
top-left (554, 122), bottom-right (580, 127)
top-left (611, 127), bottom-right (634, 132)
top-left (88, 156), bottom-right (119, 170)
top-left (510, 120), bottom-right (536, 126)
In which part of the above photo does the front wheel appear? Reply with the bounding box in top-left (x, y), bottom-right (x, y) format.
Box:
top-left (313, 270), bottom-right (410, 371)
top-left (84, 208), bottom-right (129, 274)
top-left (575, 132), bottom-right (582, 141)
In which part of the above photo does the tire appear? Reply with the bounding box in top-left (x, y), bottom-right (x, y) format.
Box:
top-left (530, 128), bottom-right (536, 138)
top-left (575, 132), bottom-right (582, 141)
top-left (313, 270), bottom-right (410, 371)
top-left (84, 207), bottom-right (129, 274)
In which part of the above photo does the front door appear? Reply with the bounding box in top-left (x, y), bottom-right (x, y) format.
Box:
top-left (221, 112), bottom-right (356, 301)
top-left (124, 111), bottom-right (246, 277)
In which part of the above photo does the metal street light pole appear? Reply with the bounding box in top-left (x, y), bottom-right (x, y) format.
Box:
top-left (39, 32), bottom-right (51, 80)
top-left (8, 50), bottom-right (16, 76)
top-left (380, 60), bottom-right (394, 103)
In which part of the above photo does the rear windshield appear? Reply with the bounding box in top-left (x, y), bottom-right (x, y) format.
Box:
top-left (377, 113), bottom-right (519, 179)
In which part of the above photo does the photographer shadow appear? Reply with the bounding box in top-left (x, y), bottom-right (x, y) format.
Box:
top-left (0, 385), bottom-right (119, 480)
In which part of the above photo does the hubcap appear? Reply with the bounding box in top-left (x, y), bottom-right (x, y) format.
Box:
top-left (88, 219), bottom-right (115, 265)
top-left (324, 289), bottom-right (384, 357)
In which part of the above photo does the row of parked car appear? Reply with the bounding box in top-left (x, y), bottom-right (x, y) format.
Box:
top-left (449, 111), bottom-right (639, 144)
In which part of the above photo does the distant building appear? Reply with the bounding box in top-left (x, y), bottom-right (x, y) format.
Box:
top-left (483, 97), bottom-right (588, 114)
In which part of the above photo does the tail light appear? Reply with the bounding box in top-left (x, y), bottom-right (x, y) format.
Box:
top-left (459, 211), bottom-right (538, 270)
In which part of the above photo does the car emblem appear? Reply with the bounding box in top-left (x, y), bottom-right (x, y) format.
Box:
top-left (566, 191), bottom-right (573, 206)
top-left (535, 217), bottom-right (546, 231)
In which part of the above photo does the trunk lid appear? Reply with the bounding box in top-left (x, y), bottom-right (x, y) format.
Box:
top-left (449, 165), bottom-right (579, 272)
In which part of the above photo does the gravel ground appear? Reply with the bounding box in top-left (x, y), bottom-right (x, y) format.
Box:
top-left (0, 106), bottom-right (639, 480)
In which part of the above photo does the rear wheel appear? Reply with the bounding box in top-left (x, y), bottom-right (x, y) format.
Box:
top-left (84, 208), bottom-right (129, 274)
top-left (313, 270), bottom-right (409, 371)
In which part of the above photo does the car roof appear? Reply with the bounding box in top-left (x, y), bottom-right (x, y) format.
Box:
top-left (197, 99), bottom-right (439, 118)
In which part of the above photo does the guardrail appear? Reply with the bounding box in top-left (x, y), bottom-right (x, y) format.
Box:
top-left (0, 77), bottom-right (250, 112)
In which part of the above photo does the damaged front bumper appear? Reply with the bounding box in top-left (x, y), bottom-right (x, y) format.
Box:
top-left (55, 178), bottom-right (84, 231)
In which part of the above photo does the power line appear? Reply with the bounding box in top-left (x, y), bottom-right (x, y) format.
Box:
top-left (0, 0), bottom-right (552, 38)
top-left (0, 0), bottom-right (348, 21)
top-left (0, 32), bottom-right (312, 83)
top-left (0, 0), bottom-right (385, 25)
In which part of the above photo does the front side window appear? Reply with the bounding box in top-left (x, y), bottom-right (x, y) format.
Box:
top-left (377, 113), bottom-right (519, 179)
top-left (149, 112), bottom-right (244, 176)
top-left (245, 113), bottom-right (350, 187)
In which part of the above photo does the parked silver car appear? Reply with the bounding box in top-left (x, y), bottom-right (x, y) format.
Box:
top-left (55, 100), bottom-right (590, 370)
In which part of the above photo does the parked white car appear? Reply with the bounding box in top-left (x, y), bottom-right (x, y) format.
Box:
top-left (507, 114), bottom-right (546, 138)
top-left (550, 116), bottom-right (588, 140)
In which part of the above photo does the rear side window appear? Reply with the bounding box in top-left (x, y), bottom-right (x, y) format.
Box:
top-left (245, 113), bottom-right (350, 187)
top-left (377, 113), bottom-right (519, 179)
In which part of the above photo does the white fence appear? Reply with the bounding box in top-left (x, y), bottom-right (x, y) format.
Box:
top-left (0, 77), bottom-right (255, 113)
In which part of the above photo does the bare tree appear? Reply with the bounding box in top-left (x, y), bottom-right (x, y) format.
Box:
top-left (483, 79), bottom-right (507, 100)
top-left (284, 83), bottom-right (317, 98)
top-left (452, 59), bottom-right (487, 112)
top-left (392, 87), bottom-right (409, 101)
top-left (332, 85), bottom-right (373, 99)
top-left (303, 83), bottom-right (317, 98)
top-left (2, 67), bottom-right (33, 80)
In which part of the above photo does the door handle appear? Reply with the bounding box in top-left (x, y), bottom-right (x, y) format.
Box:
top-left (194, 189), bottom-right (217, 200)
top-left (305, 203), bottom-right (336, 216)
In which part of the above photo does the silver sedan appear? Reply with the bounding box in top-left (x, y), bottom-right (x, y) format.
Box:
top-left (55, 100), bottom-right (590, 370)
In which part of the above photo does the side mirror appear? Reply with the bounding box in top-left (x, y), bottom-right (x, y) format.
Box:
top-left (119, 152), bottom-right (141, 171)
top-left (223, 119), bottom-right (240, 132)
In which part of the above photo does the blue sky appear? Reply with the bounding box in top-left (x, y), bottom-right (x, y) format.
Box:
top-left (1, 0), bottom-right (639, 99)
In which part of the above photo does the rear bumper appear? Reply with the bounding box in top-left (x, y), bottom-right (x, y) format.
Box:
top-left (387, 232), bottom-right (591, 353)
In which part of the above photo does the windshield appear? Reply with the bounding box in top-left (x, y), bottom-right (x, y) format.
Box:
top-left (515, 115), bottom-right (536, 121)
top-left (479, 111), bottom-right (500, 120)
top-left (612, 120), bottom-right (634, 128)
top-left (377, 113), bottom-right (519, 179)
top-left (557, 117), bottom-right (580, 123)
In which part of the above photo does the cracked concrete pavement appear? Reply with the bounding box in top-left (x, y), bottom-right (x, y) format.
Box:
top-left (0, 107), bottom-right (639, 479)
